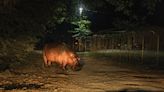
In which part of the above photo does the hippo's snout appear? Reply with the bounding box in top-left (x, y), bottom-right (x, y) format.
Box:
top-left (73, 60), bottom-right (85, 71)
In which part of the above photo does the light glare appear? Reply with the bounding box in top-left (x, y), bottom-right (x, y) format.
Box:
top-left (79, 7), bottom-right (83, 15)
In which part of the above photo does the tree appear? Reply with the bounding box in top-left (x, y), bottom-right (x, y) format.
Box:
top-left (70, 16), bottom-right (92, 39)
top-left (68, 16), bottom-right (92, 51)
top-left (82, 0), bottom-right (161, 29)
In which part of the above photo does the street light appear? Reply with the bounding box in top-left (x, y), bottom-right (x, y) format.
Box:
top-left (79, 6), bottom-right (83, 15)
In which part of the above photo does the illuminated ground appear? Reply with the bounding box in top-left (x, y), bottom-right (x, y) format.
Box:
top-left (0, 52), bottom-right (164, 92)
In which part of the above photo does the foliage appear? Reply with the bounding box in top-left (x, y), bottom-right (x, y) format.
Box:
top-left (106, 0), bottom-right (160, 15)
top-left (108, 0), bottom-right (161, 29)
top-left (0, 0), bottom-right (53, 63)
top-left (45, 0), bottom-right (68, 33)
top-left (0, 14), bottom-right (42, 63)
top-left (69, 16), bottom-right (92, 39)
top-left (83, 0), bottom-right (161, 29)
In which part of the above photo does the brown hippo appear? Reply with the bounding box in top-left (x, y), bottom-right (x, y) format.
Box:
top-left (43, 42), bottom-right (82, 71)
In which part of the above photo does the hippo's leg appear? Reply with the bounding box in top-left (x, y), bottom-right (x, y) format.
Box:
top-left (72, 65), bottom-right (75, 70)
top-left (59, 63), bottom-right (62, 68)
top-left (70, 61), bottom-right (76, 70)
top-left (47, 61), bottom-right (51, 66)
top-left (62, 62), bottom-right (67, 70)
top-left (43, 52), bottom-right (48, 66)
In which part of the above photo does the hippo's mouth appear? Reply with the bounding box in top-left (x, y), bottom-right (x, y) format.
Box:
top-left (73, 60), bottom-right (85, 71)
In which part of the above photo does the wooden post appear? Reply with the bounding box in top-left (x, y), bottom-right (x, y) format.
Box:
top-left (79, 38), bottom-right (81, 51)
top-left (127, 32), bottom-right (131, 62)
top-left (156, 34), bottom-right (159, 62)
top-left (141, 35), bottom-right (144, 62)
top-left (84, 38), bottom-right (87, 51)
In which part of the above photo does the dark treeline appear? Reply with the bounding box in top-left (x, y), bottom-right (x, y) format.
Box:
top-left (0, 0), bottom-right (164, 63)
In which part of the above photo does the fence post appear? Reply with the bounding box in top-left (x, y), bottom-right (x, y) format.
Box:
top-left (141, 34), bottom-right (144, 62)
top-left (156, 34), bottom-right (159, 62)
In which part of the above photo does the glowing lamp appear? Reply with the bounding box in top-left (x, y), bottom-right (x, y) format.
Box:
top-left (79, 7), bottom-right (83, 15)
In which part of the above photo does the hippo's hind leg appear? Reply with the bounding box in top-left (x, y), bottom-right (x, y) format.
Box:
top-left (43, 51), bottom-right (48, 66)
top-left (62, 62), bottom-right (67, 70)
top-left (43, 56), bottom-right (48, 68)
top-left (47, 61), bottom-right (52, 66)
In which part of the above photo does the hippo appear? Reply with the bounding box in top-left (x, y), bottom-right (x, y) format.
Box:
top-left (43, 42), bottom-right (83, 71)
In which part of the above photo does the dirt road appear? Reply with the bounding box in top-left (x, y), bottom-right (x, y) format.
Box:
top-left (0, 52), bottom-right (164, 92)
